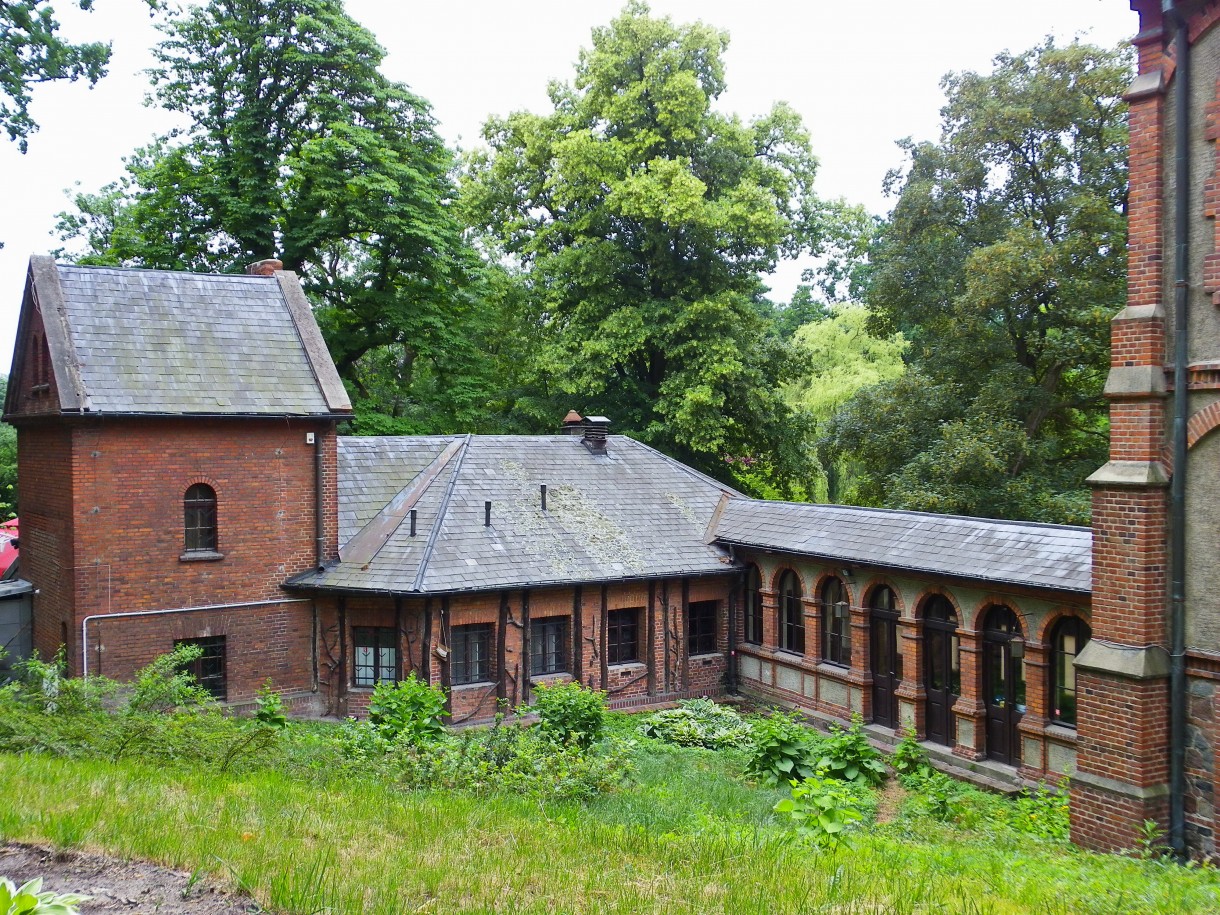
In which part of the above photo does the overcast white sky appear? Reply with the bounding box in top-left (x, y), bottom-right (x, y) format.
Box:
top-left (0, 0), bottom-right (1137, 366)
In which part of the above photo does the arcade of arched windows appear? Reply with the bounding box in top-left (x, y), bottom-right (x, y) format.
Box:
top-left (733, 555), bottom-right (1090, 781)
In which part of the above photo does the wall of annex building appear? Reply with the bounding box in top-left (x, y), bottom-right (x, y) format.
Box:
top-left (734, 549), bottom-right (1091, 783)
top-left (313, 575), bottom-right (734, 722)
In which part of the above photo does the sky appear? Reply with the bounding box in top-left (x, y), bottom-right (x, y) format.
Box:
top-left (0, 0), bottom-right (1138, 366)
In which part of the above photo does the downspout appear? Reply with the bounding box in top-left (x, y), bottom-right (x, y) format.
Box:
top-left (1166, 0), bottom-right (1190, 858)
top-left (314, 432), bottom-right (325, 569)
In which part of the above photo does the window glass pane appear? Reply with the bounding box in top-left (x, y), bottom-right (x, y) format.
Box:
top-left (531, 617), bottom-right (569, 675)
top-left (608, 609), bottom-right (640, 664)
top-left (353, 627), bottom-right (397, 687)
top-left (453, 624), bottom-right (492, 685)
top-left (175, 635), bottom-right (226, 701)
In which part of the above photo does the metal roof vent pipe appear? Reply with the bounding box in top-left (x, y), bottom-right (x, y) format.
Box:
top-left (561, 410), bottom-right (584, 435)
top-left (581, 416), bottom-right (610, 454)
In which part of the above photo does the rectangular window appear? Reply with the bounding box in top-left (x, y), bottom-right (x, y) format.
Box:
top-left (530, 617), bottom-right (569, 676)
top-left (607, 608), bottom-right (640, 665)
top-left (175, 635), bottom-right (226, 701)
top-left (451, 623), bottom-right (493, 685)
top-left (687, 600), bottom-right (718, 655)
top-left (353, 626), bottom-right (399, 688)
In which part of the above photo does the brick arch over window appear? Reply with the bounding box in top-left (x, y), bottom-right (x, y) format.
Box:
top-left (914, 589), bottom-right (963, 621)
top-left (769, 565), bottom-right (806, 596)
top-left (1187, 401), bottom-right (1220, 451)
top-left (183, 482), bottom-right (219, 553)
top-left (862, 577), bottom-right (906, 617)
top-left (1036, 606), bottom-right (1092, 646)
top-left (968, 596), bottom-right (1031, 636)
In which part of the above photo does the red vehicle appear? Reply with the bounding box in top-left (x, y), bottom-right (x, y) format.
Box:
top-left (0, 519), bottom-right (18, 575)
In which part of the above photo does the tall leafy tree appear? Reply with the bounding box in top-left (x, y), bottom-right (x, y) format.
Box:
top-left (57, 0), bottom-right (487, 431)
top-left (825, 40), bottom-right (1130, 523)
top-left (1, 1), bottom-right (159, 153)
top-left (464, 1), bottom-right (825, 491)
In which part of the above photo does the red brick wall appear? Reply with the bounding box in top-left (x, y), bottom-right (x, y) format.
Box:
top-left (16, 415), bottom-right (336, 700)
top-left (320, 576), bottom-right (733, 724)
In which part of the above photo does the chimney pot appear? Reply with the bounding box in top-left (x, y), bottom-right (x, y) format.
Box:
top-left (561, 410), bottom-right (584, 435)
top-left (247, 258), bottom-right (284, 276)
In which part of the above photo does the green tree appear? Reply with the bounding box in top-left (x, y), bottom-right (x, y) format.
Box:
top-left (826, 40), bottom-right (1130, 523)
top-left (783, 305), bottom-right (906, 501)
top-left (0, 377), bottom-right (15, 517)
top-left (464, 1), bottom-right (830, 491)
top-left (56, 0), bottom-right (489, 432)
top-left (1, 2), bottom-right (158, 153)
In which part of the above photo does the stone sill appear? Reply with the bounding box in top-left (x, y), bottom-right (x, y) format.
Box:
top-left (452, 680), bottom-right (495, 691)
top-left (180, 550), bottom-right (224, 562)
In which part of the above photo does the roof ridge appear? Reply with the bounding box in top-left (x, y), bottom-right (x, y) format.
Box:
top-left (55, 262), bottom-right (277, 281)
top-left (729, 498), bottom-right (1090, 533)
top-left (621, 437), bottom-right (744, 498)
top-left (411, 433), bottom-right (472, 592)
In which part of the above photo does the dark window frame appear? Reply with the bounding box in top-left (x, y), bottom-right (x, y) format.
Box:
top-left (743, 565), bottom-right (763, 645)
top-left (687, 600), bottom-right (718, 656)
top-left (607, 608), bottom-right (640, 665)
top-left (183, 483), bottom-right (218, 553)
top-left (778, 570), bottom-right (804, 654)
top-left (1050, 616), bottom-right (1091, 728)
top-left (175, 635), bottom-right (226, 701)
top-left (451, 623), bottom-right (493, 686)
top-left (353, 626), bottom-right (399, 688)
top-left (821, 577), bottom-right (851, 667)
top-left (530, 616), bottom-right (570, 676)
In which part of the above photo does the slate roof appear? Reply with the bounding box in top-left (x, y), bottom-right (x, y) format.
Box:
top-left (713, 499), bottom-right (1092, 594)
top-left (288, 434), bottom-right (739, 595)
top-left (14, 260), bottom-right (349, 416)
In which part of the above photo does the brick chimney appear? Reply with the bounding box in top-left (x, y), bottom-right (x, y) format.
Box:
top-left (246, 258), bottom-right (284, 276)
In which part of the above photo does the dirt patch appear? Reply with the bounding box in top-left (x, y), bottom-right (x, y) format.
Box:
top-left (874, 779), bottom-right (906, 824)
top-left (0, 843), bottom-right (260, 914)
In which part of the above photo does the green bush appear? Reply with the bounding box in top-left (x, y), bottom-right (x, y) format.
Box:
top-left (126, 644), bottom-right (215, 713)
top-left (1012, 778), bottom-right (1071, 842)
top-left (0, 876), bottom-right (89, 915)
top-left (639, 698), bottom-right (751, 749)
top-left (890, 728), bottom-right (926, 776)
top-left (253, 679), bottom-right (289, 730)
top-left (10, 650), bottom-right (113, 716)
top-left (367, 674), bottom-right (448, 746)
top-left (812, 714), bottom-right (886, 786)
top-left (745, 710), bottom-right (816, 785)
top-left (531, 680), bottom-right (607, 749)
top-left (900, 763), bottom-right (964, 822)
top-left (774, 774), bottom-right (872, 849)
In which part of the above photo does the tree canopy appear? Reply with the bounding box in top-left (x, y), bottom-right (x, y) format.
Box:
top-left (823, 40), bottom-right (1131, 523)
top-left (464, 1), bottom-right (826, 491)
top-left (56, 0), bottom-right (489, 432)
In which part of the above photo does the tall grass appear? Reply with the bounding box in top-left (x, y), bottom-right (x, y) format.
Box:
top-left (2, 746), bottom-right (1218, 914)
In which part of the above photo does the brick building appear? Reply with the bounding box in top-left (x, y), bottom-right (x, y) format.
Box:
top-left (6, 1), bottom-right (1220, 854)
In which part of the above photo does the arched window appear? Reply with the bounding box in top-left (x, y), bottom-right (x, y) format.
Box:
top-left (821, 576), bottom-right (851, 666)
top-left (778, 570), bottom-right (804, 654)
top-left (1050, 616), bottom-right (1091, 727)
top-left (183, 484), bottom-right (218, 552)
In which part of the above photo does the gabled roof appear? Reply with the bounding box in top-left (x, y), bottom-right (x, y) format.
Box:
top-left (5, 256), bottom-right (350, 418)
top-left (713, 499), bottom-right (1092, 594)
top-left (288, 434), bottom-right (739, 595)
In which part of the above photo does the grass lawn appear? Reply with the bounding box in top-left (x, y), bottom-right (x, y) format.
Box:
top-left (1, 712), bottom-right (1218, 914)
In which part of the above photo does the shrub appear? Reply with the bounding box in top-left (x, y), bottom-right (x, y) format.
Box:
top-left (639, 698), bottom-right (751, 749)
top-left (774, 775), bottom-right (871, 849)
top-left (1012, 778), bottom-right (1071, 842)
top-left (253, 680), bottom-right (288, 730)
top-left (0, 876), bottom-right (89, 914)
top-left (812, 714), bottom-right (886, 786)
top-left (531, 681), bottom-right (607, 749)
top-left (10, 650), bottom-right (113, 716)
top-left (745, 710), bottom-right (816, 786)
top-left (126, 644), bottom-right (215, 714)
top-left (367, 674), bottom-right (448, 746)
top-left (890, 728), bottom-right (926, 776)
top-left (900, 763), bottom-right (964, 822)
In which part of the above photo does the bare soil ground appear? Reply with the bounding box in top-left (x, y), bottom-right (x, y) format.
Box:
top-left (0, 843), bottom-right (260, 914)
top-left (874, 779), bottom-right (906, 824)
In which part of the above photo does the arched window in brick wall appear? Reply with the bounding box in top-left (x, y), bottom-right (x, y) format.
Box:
top-left (183, 484), bottom-right (218, 553)
top-left (743, 565), bottom-right (762, 644)
top-left (820, 576), bottom-right (851, 666)
top-left (1049, 616), bottom-right (1091, 727)
top-left (778, 570), bottom-right (804, 654)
